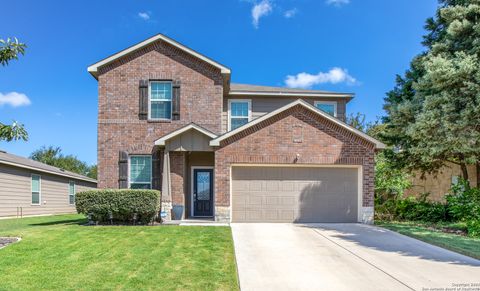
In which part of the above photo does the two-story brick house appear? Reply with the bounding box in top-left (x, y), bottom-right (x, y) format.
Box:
top-left (88, 34), bottom-right (384, 223)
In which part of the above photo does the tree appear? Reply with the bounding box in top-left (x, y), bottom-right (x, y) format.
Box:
top-left (383, 0), bottom-right (480, 186)
top-left (87, 165), bottom-right (97, 180)
top-left (30, 146), bottom-right (97, 179)
top-left (346, 112), bottom-right (384, 139)
top-left (1, 37), bottom-right (28, 142)
top-left (0, 121), bottom-right (28, 141)
top-left (346, 112), bottom-right (367, 132)
top-left (346, 114), bottom-right (413, 204)
top-left (0, 38), bottom-right (26, 66)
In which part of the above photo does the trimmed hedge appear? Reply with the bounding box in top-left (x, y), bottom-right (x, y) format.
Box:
top-left (76, 189), bottom-right (161, 224)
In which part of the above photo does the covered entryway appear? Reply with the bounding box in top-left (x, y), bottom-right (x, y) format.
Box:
top-left (231, 166), bottom-right (360, 223)
top-left (154, 123), bottom-right (218, 220)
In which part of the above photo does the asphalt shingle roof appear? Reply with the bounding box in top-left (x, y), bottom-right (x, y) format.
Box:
top-left (0, 150), bottom-right (97, 183)
top-left (229, 83), bottom-right (354, 96)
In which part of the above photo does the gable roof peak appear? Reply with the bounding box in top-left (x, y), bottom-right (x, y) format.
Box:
top-left (154, 123), bottom-right (218, 146)
top-left (210, 99), bottom-right (385, 149)
top-left (87, 33), bottom-right (231, 79)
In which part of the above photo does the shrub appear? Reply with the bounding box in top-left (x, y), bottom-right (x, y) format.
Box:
top-left (375, 192), bottom-right (448, 223)
top-left (445, 181), bottom-right (480, 222)
top-left (76, 189), bottom-right (161, 224)
top-left (393, 195), bottom-right (447, 223)
top-left (466, 220), bottom-right (480, 238)
top-left (376, 179), bottom-right (480, 237)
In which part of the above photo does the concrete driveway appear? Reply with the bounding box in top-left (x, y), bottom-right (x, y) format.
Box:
top-left (231, 223), bottom-right (480, 291)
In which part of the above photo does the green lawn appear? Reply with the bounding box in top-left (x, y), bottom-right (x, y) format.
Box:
top-left (377, 221), bottom-right (480, 260)
top-left (0, 214), bottom-right (239, 291)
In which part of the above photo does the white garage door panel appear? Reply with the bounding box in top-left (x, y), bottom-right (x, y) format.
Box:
top-left (231, 167), bottom-right (359, 223)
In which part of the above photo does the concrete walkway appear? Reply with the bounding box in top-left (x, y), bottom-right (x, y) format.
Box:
top-left (231, 223), bottom-right (480, 291)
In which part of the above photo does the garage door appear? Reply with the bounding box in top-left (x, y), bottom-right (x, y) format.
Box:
top-left (231, 167), bottom-right (358, 223)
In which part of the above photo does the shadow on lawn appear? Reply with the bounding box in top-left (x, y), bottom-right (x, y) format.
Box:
top-left (300, 223), bottom-right (480, 267)
top-left (28, 218), bottom-right (87, 226)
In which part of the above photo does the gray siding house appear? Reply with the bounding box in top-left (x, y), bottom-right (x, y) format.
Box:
top-left (0, 150), bottom-right (97, 218)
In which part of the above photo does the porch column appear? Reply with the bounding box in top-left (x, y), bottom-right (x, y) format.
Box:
top-left (161, 150), bottom-right (173, 221)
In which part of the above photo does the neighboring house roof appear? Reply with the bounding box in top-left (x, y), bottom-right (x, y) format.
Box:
top-left (229, 83), bottom-right (354, 99)
top-left (154, 123), bottom-right (218, 146)
top-left (210, 99), bottom-right (386, 149)
top-left (0, 150), bottom-right (97, 183)
top-left (87, 33), bottom-right (231, 79)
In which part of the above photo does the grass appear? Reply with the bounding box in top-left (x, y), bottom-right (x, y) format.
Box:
top-left (0, 214), bottom-right (239, 291)
top-left (377, 220), bottom-right (480, 260)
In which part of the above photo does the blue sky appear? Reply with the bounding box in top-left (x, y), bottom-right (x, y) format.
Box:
top-left (1, 0), bottom-right (437, 165)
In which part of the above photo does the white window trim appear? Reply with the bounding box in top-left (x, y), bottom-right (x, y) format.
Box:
top-left (31, 174), bottom-right (41, 206)
top-left (314, 101), bottom-right (337, 117)
top-left (128, 155), bottom-right (153, 189)
top-left (148, 81), bottom-right (173, 121)
top-left (69, 181), bottom-right (76, 205)
top-left (228, 99), bottom-right (252, 131)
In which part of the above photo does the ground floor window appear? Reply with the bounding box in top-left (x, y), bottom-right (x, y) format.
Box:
top-left (31, 174), bottom-right (41, 205)
top-left (129, 155), bottom-right (152, 189)
top-left (69, 181), bottom-right (75, 205)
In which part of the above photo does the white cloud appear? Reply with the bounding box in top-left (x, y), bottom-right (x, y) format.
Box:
top-left (326, 0), bottom-right (350, 6)
top-left (0, 92), bottom-right (31, 107)
top-left (252, 0), bottom-right (272, 28)
top-left (285, 67), bottom-right (357, 88)
top-left (284, 8), bottom-right (298, 19)
top-left (138, 12), bottom-right (150, 21)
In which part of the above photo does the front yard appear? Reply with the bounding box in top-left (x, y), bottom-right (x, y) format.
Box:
top-left (377, 221), bottom-right (480, 260)
top-left (0, 214), bottom-right (239, 290)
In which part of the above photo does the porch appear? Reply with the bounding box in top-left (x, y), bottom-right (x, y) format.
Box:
top-left (155, 124), bottom-right (218, 221)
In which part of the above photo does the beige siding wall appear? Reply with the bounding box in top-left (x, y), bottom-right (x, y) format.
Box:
top-left (165, 129), bottom-right (214, 152)
top-left (405, 162), bottom-right (477, 202)
top-left (222, 96), bottom-right (347, 133)
top-left (0, 164), bottom-right (97, 217)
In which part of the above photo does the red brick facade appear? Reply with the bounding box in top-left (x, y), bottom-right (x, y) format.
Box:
top-left (97, 40), bottom-right (224, 188)
top-left (94, 36), bottom-right (378, 222)
top-left (214, 105), bottom-right (376, 208)
top-left (170, 152), bottom-right (185, 205)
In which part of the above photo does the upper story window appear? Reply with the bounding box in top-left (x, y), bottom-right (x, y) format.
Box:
top-left (314, 101), bottom-right (337, 117)
top-left (228, 99), bottom-right (251, 131)
top-left (31, 174), bottom-right (41, 205)
top-left (129, 155), bottom-right (152, 189)
top-left (149, 81), bottom-right (172, 120)
top-left (69, 181), bottom-right (76, 205)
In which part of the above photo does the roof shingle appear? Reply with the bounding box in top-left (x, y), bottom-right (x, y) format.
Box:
top-left (0, 151), bottom-right (97, 183)
top-left (229, 83), bottom-right (354, 97)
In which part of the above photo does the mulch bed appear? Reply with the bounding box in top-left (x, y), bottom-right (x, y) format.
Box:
top-left (0, 237), bottom-right (20, 249)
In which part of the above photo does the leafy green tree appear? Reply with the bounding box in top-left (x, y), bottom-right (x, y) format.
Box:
top-left (1, 37), bottom-right (28, 142)
top-left (346, 113), bottom-right (412, 199)
top-left (346, 112), bottom-right (385, 140)
top-left (0, 121), bottom-right (28, 142)
top-left (30, 146), bottom-right (97, 179)
top-left (346, 112), bottom-right (367, 132)
top-left (0, 38), bottom-right (26, 66)
top-left (383, 0), bottom-right (480, 186)
top-left (87, 165), bottom-right (97, 180)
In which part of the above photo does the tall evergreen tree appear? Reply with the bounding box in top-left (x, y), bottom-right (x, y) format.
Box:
top-left (383, 0), bottom-right (480, 185)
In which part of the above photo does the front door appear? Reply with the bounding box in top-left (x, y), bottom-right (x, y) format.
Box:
top-left (193, 168), bottom-right (213, 217)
